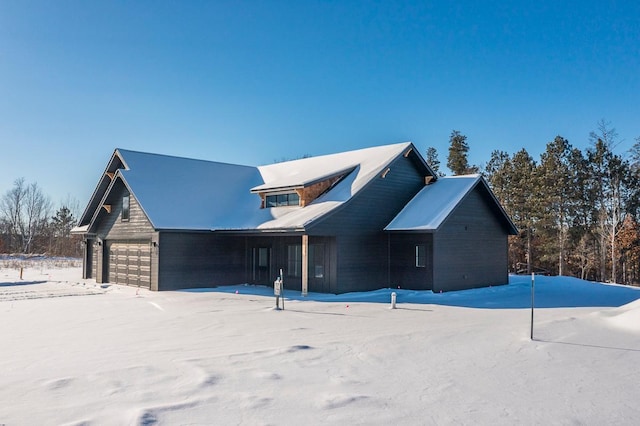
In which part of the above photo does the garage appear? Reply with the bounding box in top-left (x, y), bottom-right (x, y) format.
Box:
top-left (106, 240), bottom-right (152, 288)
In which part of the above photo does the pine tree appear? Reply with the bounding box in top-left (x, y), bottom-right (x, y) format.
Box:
top-left (446, 130), bottom-right (477, 175)
top-left (51, 206), bottom-right (77, 256)
top-left (425, 147), bottom-right (444, 176)
top-left (484, 150), bottom-right (512, 212)
top-left (507, 149), bottom-right (539, 274)
top-left (538, 136), bottom-right (577, 275)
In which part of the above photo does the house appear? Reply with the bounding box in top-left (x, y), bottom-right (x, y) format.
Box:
top-left (73, 142), bottom-right (517, 293)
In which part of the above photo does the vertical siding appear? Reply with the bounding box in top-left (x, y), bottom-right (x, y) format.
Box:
top-left (157, 232), bottom-right (246, 291)
top-left (308, 154), bottom-right (426, 293)
top-left (433, 186), bottom-right (509, 292)
top-left (389, 233), bottom-right (434, 290)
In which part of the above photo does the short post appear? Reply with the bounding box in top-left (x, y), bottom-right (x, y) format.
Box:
top-left (530, 272), bottom-right (535, 340)
top-left (274, 269), bottom-right (285, 310)
top-left (274, 277), bottom-right (282, 310)
top-left (280, 268), bottom-right (284, 310)
top-left (391, 292), bottom-right (397, 309)
top-left (20, 267), bottom-right (24, 280)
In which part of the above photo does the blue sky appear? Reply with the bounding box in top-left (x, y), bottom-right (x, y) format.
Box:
top-left (1, 0), bottom-right (638, 209)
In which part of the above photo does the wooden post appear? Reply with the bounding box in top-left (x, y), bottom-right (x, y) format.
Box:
top-left (301, 234), bottom-right (309, 296)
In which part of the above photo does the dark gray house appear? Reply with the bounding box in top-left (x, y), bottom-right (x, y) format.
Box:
top-left (73, 142), bottom-right (517, 293)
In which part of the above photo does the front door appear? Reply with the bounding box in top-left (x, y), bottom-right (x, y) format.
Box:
top-left (308, 243), bottom-right (329, 293)
top-left (252, 247), bottom-right (272, 284)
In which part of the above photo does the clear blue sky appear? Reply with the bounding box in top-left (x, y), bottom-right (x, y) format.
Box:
top-left (1, 0), bottom-right (638, 210)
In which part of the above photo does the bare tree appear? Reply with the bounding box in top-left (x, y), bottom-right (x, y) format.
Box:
top-left (0, 178), bottom-right (52, 253)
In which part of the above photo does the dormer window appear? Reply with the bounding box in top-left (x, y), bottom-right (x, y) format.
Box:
top-left (265, 192), bottom-right (300, 207)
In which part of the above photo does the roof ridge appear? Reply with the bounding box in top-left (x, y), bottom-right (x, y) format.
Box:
top-left (116, 148), bottom-right (256, 169)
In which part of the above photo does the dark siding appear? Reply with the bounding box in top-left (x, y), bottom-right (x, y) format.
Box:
top-left (389, 233), bottom-right (434, 290)
top-left (157, 232), bottom-right (246, 291)
top-left (433, 186), bottom-right (509, 292)
top-left (96, 185), bottom-right (155, 240)
top-left (90, 181), bottom-right (157, 286)
top-left (308, 154), bottom-right (426, 293)
top-left (241, 236), bottom-right (337, 293)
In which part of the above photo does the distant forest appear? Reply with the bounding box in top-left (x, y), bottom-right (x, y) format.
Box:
top-left (433, 120), bottom-right (640, 286)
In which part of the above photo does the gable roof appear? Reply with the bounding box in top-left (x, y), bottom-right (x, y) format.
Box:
top-left (78, 142), bottom-right (434, 233)
top-left (384, 175), bottom-right (518, 234)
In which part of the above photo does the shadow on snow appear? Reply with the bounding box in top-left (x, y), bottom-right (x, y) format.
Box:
top-left (0, 280), bottom-right (48, 287)
top-left (182, 275), bottom-right (640, 309)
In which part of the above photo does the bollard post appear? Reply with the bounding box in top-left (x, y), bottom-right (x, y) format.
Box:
top-left (391, 292), bottom-right (397, 309)
top-left (20, 267), bottom-right (24, 280)
top-left (530, 272), bottom-right (535, 340)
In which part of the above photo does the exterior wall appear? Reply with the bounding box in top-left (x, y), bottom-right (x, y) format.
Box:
top-left (157, 232), bottom-right (246, 291)
top-left (96, 187), bottom-right (155, 241)
top-left (389, 233), bottom-right (434, 290)
top-left (308, 153), bottom-right (427, 293)
top-left (432, 186), bottom-right (509, 292)
top-left (91, 181), bottom-right (157, 286)
top-left (242, 235), bottom-right (337, 293)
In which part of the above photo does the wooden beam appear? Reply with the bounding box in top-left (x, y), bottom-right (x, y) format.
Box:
top-left (301, 234), bottom-right (309, 296)
top-left (425, 176), bottom-right (434, 185)
top-left (381, 167), bottom-right (391, 178)
top-left (404, 147), bottom-right (413, 157)
top-left (106, 172), bottom-right (115, 180)
top-left (102, 204), bottom-right (112, 213)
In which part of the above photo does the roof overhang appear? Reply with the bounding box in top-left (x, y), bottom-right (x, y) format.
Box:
top-left (250, 165), bottom-right (357, 193)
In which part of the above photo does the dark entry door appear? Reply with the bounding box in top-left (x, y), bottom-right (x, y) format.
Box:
top-left (252, 247), bottom-right (272, 284)
top-left (308, 243), bottom-right (329, 293)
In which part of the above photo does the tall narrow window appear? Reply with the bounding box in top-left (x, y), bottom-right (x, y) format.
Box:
top-left (415, 245), bottom-right (426, 268)
top-left (122, 194), bottom-right (130, 222)
top-left (287, 244), bottom-right (302, 277)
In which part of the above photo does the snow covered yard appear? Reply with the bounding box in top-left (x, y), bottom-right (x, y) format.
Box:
top-left (1, 263), bottom-right (640, 425)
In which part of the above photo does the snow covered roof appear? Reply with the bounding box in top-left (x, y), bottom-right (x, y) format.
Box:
top-left (84, 142), bottom-right (425, 232)
top-left (385, 175), bottom-right (518, 233)
top-left (114, 149), bottom-right (267, 230)
top-left (253, 143), bottom-right (412, 193)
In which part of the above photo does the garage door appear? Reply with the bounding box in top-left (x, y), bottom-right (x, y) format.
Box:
top-left (106, 241), bottom-right (152, 288)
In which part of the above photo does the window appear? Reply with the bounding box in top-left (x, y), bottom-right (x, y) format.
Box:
top-left (415, 245), bottom-right (426, 268)
top-left (266, 192), bottom-right (300, 207)
top-left (258, 247), bottom-right (269, 267)
top-left (122, 194), bottom-right (130, 222)
top-left (287, 245), bottom-right (302, 277)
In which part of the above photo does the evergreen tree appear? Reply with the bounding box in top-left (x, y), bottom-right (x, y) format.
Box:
top-left (507, 149), bottom-right (539, 274)
top-left (567, 148), bottom-right (597, 279)
top-left (446, 130), bottom-right (477, 175)
top-left (425, 147), bottom-right (444, 176)
top-left (51, 206), bottom-right (77, 256)
top-left (484, 150), bottom-right (512, 213)
top-left (538, 136), bottom-right (577, 275)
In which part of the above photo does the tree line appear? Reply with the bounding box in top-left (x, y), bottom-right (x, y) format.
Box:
top-left (0, 178), bottom-right (81, 257)
top-left (430, 120), bottom-right (640, 285)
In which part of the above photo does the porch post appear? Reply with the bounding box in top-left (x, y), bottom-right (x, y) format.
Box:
top-left (302, 234), bottom-right (309, 296)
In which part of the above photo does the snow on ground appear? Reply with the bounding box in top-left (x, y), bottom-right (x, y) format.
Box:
top-left (1, 262), bottom-right (639, 425)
